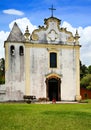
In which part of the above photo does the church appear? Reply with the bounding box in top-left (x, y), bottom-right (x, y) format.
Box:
top-left (0, 8), bottom-right (82, 102)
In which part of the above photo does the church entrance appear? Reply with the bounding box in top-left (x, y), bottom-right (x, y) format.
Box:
top-left (46, 77), bottom-right (61, 101)
top-left (48, 78), bottom-right (58, 101)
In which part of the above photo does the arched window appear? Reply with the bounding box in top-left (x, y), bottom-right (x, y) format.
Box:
top-left (19, 46), bottom-right (24, 56)
top-left (50, 52), bottom-right (57, 68)
top-left (10, 45), bottom-right (15, 56)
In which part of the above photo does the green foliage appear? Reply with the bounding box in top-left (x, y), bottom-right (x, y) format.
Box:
top-left (0, 104), bottom-right (91, 130)
top-left (0, 58), bottom-right (5, 84)
top-left (88, 65), bottom-right (91, 74)
top-left (80, 61), bottom-right (91, 90)
top-left (80, 74), bottom-right (91, 89)
top-left (0, 76), bottom-right (5, 84)
top-left (79, 99), bottom-right (91, 103)
top-left (80, 61), bottom-right (88, 79)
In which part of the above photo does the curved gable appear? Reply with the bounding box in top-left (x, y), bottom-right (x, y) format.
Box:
top-left (31, 17), bottom-right (76, 45)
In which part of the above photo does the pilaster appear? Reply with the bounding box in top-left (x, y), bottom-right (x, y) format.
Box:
top-left (25, 47), bottom-right (30, 95)
top-left (5, 43), bottom-right (9, 71)
top-left (75, 47), bottom-right (81, 101)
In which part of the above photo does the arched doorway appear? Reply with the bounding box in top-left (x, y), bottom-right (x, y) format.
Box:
top-left (46, 76), bottom-right (61, 101)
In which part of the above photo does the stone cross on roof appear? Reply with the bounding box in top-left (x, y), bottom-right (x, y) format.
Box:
top-left (49, 5), bottom-right (56, 17)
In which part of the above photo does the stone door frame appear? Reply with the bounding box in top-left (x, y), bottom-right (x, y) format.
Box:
top-left (45, 74), bottom-right (61, 101)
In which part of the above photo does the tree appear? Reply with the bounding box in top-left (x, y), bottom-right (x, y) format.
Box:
top-left (80, 74), bottom-right (91, 90)
top-left (88, 65), bottom-right (91, 74)
top-left (0, 58), bottom-right (5, 84)
top-left (80, 61), bottom-right (88, 79)
top-left (80, 61), bottom-right (91, 90)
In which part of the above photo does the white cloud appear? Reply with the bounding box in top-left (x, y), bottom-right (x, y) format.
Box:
top-left (62, 21), bottom-right (76, 35)
top-left (0, 31), bottom-right (9, 58)
top-left (3, 9), bottom-right (24, 16)
top-left (9, 17), bottom-right (37, 33)
top-left (62, 21), bottom-right (91, 66)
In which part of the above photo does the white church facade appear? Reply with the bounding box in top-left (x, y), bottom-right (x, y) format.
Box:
top-left (0, 15), bottom-right (81, 101)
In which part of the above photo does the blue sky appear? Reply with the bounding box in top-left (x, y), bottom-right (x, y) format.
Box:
top-left (0, 0), bottom-right (91, 30)
top-left (0, 0), bottom-right (91, 66)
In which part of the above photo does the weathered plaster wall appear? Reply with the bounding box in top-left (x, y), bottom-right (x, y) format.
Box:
top-left (29, 46), bottom-right (77, 101)
top-left (5, 43), bottom-right (25, 101)
top-left (61, 48), bottom-right (76, 100)
top-left (0, 85), bottom-right (6, 101)
top-left (30, 48), bottom-right (48, 98)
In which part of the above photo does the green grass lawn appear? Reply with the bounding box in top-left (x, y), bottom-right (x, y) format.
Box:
top-left (0, 103), bottom-right (91, 130)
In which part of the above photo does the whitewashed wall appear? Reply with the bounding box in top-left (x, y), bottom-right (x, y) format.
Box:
top-left (29, 47), bottom-right (77, 101)
top-left (5, 42), bottom-right (25, 101)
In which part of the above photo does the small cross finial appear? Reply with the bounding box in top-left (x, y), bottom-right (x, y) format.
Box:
top-left (49, 5), bottom-right (56, 17)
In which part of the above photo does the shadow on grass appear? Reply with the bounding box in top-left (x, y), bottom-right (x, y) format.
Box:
top-left (42, 110), bottom-right (91, 118)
